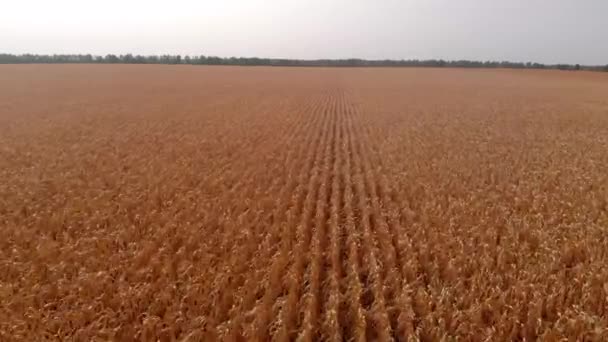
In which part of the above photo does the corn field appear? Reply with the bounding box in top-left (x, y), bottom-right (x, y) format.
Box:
top-left (1, 65), bottom-right (608, 341)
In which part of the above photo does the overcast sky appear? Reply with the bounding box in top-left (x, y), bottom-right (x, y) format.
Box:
top-left (1, 0), bottom-right (607, 65)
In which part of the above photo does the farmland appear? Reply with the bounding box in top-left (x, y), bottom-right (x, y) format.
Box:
top-left (1, 65), bottom-right (608, 340)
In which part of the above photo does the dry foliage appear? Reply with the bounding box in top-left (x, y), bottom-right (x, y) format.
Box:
top-left (1, 65), bottom-right (608, 341)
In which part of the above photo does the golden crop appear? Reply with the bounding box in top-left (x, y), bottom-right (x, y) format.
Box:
top-left (1, 65), bottom-right (607, 341)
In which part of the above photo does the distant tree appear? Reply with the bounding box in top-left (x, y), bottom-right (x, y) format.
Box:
top-left (122, 54), bottom-right (135, 63)
top-left (0, 54), bottom-right (18, 63)
top-left (194, 55), bottom-right (208, 64)
top-left (532, 63), bottom-right (545, 69)
top-left (1, 53), bottom-right (605, 71)
top-left (134, 55), bottom-right (146, 63)
top-left (159, 55), bottom-right (171, 64)
top-left (105, 54), bottom-right (120, 63)
top-left (207, 56), bottom-right (222, 65)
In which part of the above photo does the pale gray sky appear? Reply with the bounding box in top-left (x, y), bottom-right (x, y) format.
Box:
top-left (1, 0), bottom-right (607, 65)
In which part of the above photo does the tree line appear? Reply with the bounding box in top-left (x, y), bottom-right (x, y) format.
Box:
top-left (1, 53), bottom-right (607, 72)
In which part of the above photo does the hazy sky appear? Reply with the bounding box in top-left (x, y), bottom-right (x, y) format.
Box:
top-left (2, 0), bottom-right (607, 64)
